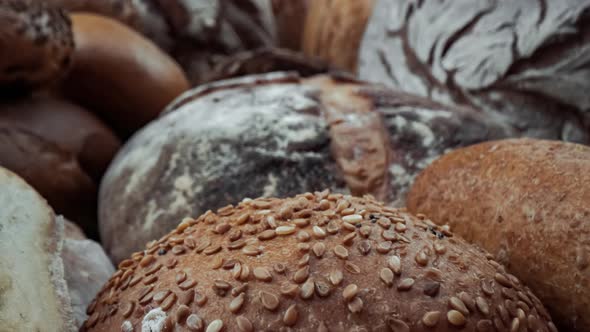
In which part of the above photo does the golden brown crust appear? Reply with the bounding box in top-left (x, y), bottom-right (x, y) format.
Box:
top-left (85, 191), bottom-right (555, 331)
top-left (407, 138), bottom-right (590, 331)
top-left (0, 0), bottom-right (73, 94)
top-left (302, 0), bottom-right (375, 72)
top-left (61, 13), bottom-right (189, 137)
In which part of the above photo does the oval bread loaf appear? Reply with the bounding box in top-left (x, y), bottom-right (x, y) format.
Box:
top-left (84, 192), bottom-right (557, 331)
top-left (99, 72), bottom-right (513, 262)
top-left (407, 138), bottom-right (590, 331)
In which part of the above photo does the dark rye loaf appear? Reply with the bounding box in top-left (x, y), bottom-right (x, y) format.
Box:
top-left (99, 71), bottom-right (513, 262)
top-left (359, 0), bottom-right (590, 144)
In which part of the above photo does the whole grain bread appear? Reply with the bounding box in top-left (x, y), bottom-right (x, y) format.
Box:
top-left (407, 138), bottom-right (590, 331)
top-left (85, 192), bottom-right (557, 331)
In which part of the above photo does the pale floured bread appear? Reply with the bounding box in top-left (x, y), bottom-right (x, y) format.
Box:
top-left (0, 167), bottom-right (75, 332)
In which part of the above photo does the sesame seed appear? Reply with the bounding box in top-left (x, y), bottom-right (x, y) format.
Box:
top-left (206, 319), bottom-right (224, 332)
top-left (495, 273), bottom-right (512, 288)
top-left (481, 279), bottom-right (495, 296)
top-left (293, 218), bottom-right (309, 227)
top-left (415, 251), bottom-right (428, 266)
top-left (330, 270), bottom-right (343, 286)
top-left (258, 229), bottom-right (276, 241)
top-left (447, 310), bottom-right (466, 326)
top-left (380, 268), bottom-right (394, 287)
top-left (186, 314), bottom-right (204, 331)
top-left (276, 225), bottom-right (296, 235)
top-left (139, 255), bottom-right (155, 267)
top-left (312, 242), bottom-right (326, 257)
top-left (300, 279), bottom-right (315, 299)
top-left (242, 246), bottom-right (261, 256)
top-left (388, 255), bottom-right (402, 275)
top-left (382, 230), bottom-right (396, 241)
top-left (315, 281), bottom-right (331, 297)
top-left (318, 199), bottom-right (331, 210)
top-left (376, 241), bottom-right (392, 254)
top-left (161, 292), bottom-right (177, 311)
top-left (293, 266), bottom-right (310, 283)
top-left (214, 223), bottom-right (231, 234)
top-left (342, 214), bottom-right (363, 224)
top-left (298, 254), bottom-right (310, 267)
top-left (386, 318), bottom-right (409, 331)
top-left (236, 213), bottom-right (250, 225)
top-left (344, 262), bottom-right (361, 274)
top-left (297, 230), bottom-right (311, 242)
top-left (236, 316), bottom-right (253, 332)
top-left (327, 220), bottom-right (340, 234)
top-left (358, 240), bottom-right (371, 255)
top-left (342, 284), bottom-right (359, 301)
top-left (348, 297), bottom-right (363, 313)
top-left (423, 281), bottom-right (440, 297)
top-left (334, 245), bottom-right (349, 259)
top-left (422, 311), bottom-right (441, 327)
top-left (253, 267), bottom-right (272, 282)
top-left (195, 291), bottom-right (208, 306)
top-left (342, 222), bottom-right (356, 232)
top-left (229, 293), bottom-right (245, 313)
top-left (154, 290), bottom-right (171, 303)
top-left (342, 232), bottom-right (357, 245)
top-left (280, 283), bottom-right (299, 298)
top-left (312, 226), bottom-right (327, 239)
top-left (260, 291), bottom-right (279, 311)
top-left (204, 244), bottom-right (222, 255)
top-left (449, 297), bottom-right (469, 315)
top-left (121, 301), bottom-right (134, 318)
top-left (510, 317), bottom-right (519, 332)
top-left (179, 279), bottom-right (197, 290)
top-left (397, 278), bottom-right (414, 291)
top-left (180, 289), bottom-right (194, 306)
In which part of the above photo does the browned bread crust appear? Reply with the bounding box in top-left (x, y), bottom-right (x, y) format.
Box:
top-left (99, 72), bottom-right (513, 262)
top-left (407, 138), bottom-right (590, 331)
top-left (85, 191), bottom-right (557, 331)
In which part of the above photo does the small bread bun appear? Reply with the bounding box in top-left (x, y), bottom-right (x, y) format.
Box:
top-left (407, 138), bottom-right (590, 331)
top-left (0, 95), bottom-right (121, 236)
top-left (84, 192), bottom-right (556, 332)
top-left (0, 167), bottom-right (76, 332)
top-left (61, 13), bottom-right (190, 136)
top-left (0, 0), bottom-right (73, 94)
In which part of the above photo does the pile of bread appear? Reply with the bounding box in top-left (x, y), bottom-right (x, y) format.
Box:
top-left (0, 1), bottom-right (588, 331)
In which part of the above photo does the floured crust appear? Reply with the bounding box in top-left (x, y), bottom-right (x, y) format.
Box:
top-left (359, 0), bottom-right (590, 143)
top-left (0, 0), bottom-right (73, 94)
top-left (86, 192), bottom-right (556, 331)
top-left (407, 138), bottom-right (590, 331)
top-left (0, 168), bottom-right (75, 332)
top-left (62, 219), bottom-right (115, 328)
top-left (99, 72), bottom-right (512, 262)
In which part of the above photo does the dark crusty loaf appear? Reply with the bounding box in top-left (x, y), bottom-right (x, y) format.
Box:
top-left (84, 192), bottom-right (557, 331)
top-left (0, 95), bottom-right (121, 237)
top-left (407, 138), bottom-right (590, 331)
top-left (0, 0), bottom-right (73, 95)
top-left (99, 72), bottom-right (513, 262)
top-left (359, 0), bottom-right (590, 144)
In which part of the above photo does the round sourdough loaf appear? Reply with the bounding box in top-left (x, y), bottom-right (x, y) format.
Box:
top-left (359, 0), bottom-right (590, 144)
top-left (84, 192), bottom-right (557, 331)
top-left (407, 138), bottom-right (590, 331)
top-left (99, 72), bottom-right (513, 262)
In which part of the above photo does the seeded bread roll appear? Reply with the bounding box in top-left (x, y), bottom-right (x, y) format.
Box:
top-left (0, 167), bottom-right (75, 332)
top-left (0, 0), bottom-right (73, 95)
top-left (359, 0), bottom-right (590, 143)
top-left (407, 138), bottom-right (590, 331)
top-left (99, 72), bottom-right (513, 262)
top-left (62, 219), bottom-right (115, 328)
top-left (0, 95), bottom-right (121, 237)
top-left (84, 192), bottom-right (557, 332)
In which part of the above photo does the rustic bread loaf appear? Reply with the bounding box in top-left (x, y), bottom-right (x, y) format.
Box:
top-left (61, 13), bottom-right (190, 137)
top-left (0, 0), bottom-right (73, 95)
top-left (99, 72), bottom-right (513, 262)
top-left (407, 138), bottom-right (590, 331)
top-left (84, 192), bottom-right (557, 331)
top-left (0, 167), bottom-right (76, 332)
top-left (0, 95), bottom-right (121, 237)
top-left (359, 0), bottom-right (590, 144)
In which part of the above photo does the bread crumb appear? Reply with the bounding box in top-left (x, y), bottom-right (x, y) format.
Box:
top-left (141, 307), bottom-right (167, 332)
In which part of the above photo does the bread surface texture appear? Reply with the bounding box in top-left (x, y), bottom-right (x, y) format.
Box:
top-left (407, 138), bottom-right (590, 331)
top-left (86, 191), bottom-right (556, 332)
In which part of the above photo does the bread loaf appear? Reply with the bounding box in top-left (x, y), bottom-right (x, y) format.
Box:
top-left (0, 96), bottom-right (121, 237)
top-left (60, 13), bottom-right (190, 137)
top-left (85, 192), bottom-right (557, 331)
top-left (0, 0), bottom-right (73, 95)
top-left (407, 138), bottom-right (590, 331)
top-left (302, 0), bottom-right (375, 72)
top-left (99, 72), bottom-right (513, 262)
top-left (0, 167), bottom-right (76, 332)
top-left (359, 0), bottom-right (590, 143)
